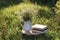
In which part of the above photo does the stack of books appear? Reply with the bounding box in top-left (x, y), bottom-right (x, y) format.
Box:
top-left (32, 24), bottom-right (48, 34)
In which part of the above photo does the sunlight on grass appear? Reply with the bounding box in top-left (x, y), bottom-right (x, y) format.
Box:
top-left (0, 2), bottom-right (60, 40)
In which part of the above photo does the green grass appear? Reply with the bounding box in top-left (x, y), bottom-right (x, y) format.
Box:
top-left (0, 1), bottom-right (60, 40)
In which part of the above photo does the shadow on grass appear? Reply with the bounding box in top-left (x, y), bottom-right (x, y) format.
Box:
top-left (37, 9), bottom-right (56, 19)
top-left (22, 34), bottom-right (55, 40)
top-left (0, 0), bottom-right (23, 9)
top-left (30, 0), bottom-right (58, 7)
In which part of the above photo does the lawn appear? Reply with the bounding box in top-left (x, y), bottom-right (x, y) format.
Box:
top-left (0, 0), bottom-right (60, 40)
